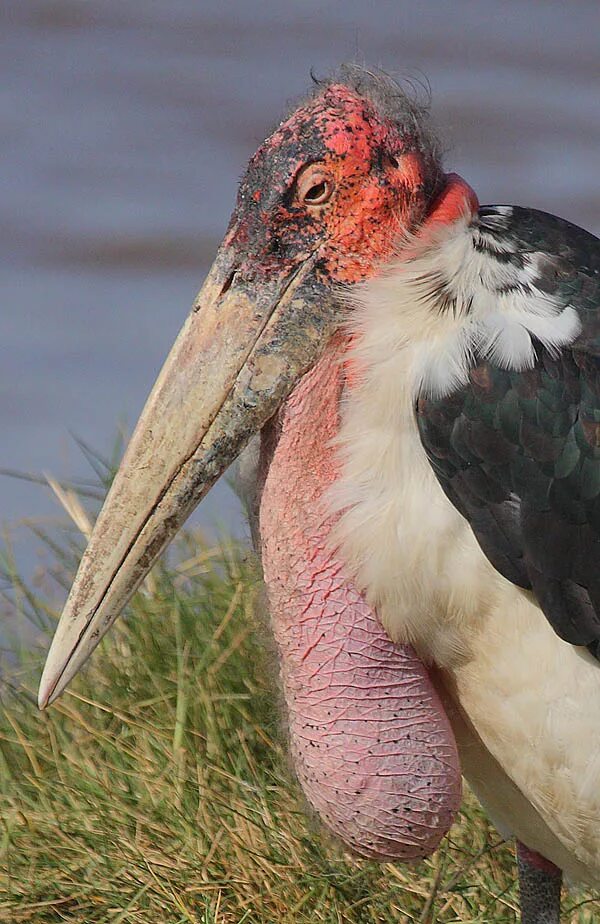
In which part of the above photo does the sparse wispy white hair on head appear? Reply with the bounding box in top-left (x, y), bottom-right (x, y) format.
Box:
top-left (298, 63), bottom-right (443, 173)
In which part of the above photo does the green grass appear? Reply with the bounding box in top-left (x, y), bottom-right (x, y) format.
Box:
top-left (0, 518), bottom-right (599, 922)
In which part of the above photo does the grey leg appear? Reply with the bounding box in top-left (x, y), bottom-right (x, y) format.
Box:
top-left (516, 841), bottom-right (562, 924)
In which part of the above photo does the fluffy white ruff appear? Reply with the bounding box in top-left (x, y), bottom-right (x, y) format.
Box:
top-left (346, 210), bottom-right (581, 400)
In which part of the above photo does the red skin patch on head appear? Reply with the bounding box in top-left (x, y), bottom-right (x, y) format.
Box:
top-left (423, 172), bottom-right (479, 232)
top-left (309, 89), bottom-right (477, 282)
top-left (318, 87), bottom-right (381, 160)
top-left (312, 86), bottom-right (432, 283)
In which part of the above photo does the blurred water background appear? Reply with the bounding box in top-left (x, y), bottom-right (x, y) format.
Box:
top-left (2, 0), bottom-right (600, 589)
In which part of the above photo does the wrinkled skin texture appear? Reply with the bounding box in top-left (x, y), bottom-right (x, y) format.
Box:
top-left (259, 336), bottom-right (461, 859)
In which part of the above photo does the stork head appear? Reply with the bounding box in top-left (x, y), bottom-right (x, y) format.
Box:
top-left (40, 69), bottom-right (453, 707)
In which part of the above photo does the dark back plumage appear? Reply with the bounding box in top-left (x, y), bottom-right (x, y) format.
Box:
top-left (417, 206), bottom-right (600, 655)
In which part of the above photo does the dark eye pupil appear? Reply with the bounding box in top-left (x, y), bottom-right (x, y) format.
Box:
top-left (305, 181), bottom-right (327, 202)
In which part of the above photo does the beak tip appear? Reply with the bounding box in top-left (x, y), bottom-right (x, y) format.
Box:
top-left (37, 677), bottom-right (54, 711)
top-left (37, 686), bottom-right (51, 711)
top-left (38, 659), bottom-right (65, 710)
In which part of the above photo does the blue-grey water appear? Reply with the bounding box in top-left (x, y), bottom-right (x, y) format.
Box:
top-left (2, 0), bottom-right (600, 588)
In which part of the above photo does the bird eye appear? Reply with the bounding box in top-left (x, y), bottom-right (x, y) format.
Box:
top-left (304, 181), bottom-right (329, 203)
top-left (296, 165), bottom-right (334, 207)
top-left (383, 152), bottom-right (400, 169)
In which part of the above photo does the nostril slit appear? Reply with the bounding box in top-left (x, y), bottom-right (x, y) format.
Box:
top-left (220, 270), bottom-right (236, 297)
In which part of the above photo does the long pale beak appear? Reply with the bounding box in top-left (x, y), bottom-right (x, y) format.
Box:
top-left (39, 242), bottom-right (338, 708)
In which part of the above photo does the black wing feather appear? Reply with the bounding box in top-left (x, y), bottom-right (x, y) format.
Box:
top-left (417, 206), bottom-right (600, 653)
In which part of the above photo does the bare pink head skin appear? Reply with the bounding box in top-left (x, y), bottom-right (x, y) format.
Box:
top-left (40, 71), bottom-right (479, 860)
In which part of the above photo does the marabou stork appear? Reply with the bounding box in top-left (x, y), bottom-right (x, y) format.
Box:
top-left (39, 69), bottom-right (600, 923)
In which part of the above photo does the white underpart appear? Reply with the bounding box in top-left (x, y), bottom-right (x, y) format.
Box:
top-left (330, 211), bottom-right (600, 884)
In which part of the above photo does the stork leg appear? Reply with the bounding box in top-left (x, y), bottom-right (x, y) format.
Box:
top-left (516, 841), bottom-right (562, 924)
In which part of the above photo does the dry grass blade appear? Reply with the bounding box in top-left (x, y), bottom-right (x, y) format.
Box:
top-left (43, 472), bottom-right (93, 540)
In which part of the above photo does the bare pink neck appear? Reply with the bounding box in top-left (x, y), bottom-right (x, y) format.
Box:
top-left (259, 337), bottom-right (461, 860)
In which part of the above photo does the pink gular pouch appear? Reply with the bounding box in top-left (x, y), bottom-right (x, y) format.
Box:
top-left (260, 336), bottom-right (461, 861)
